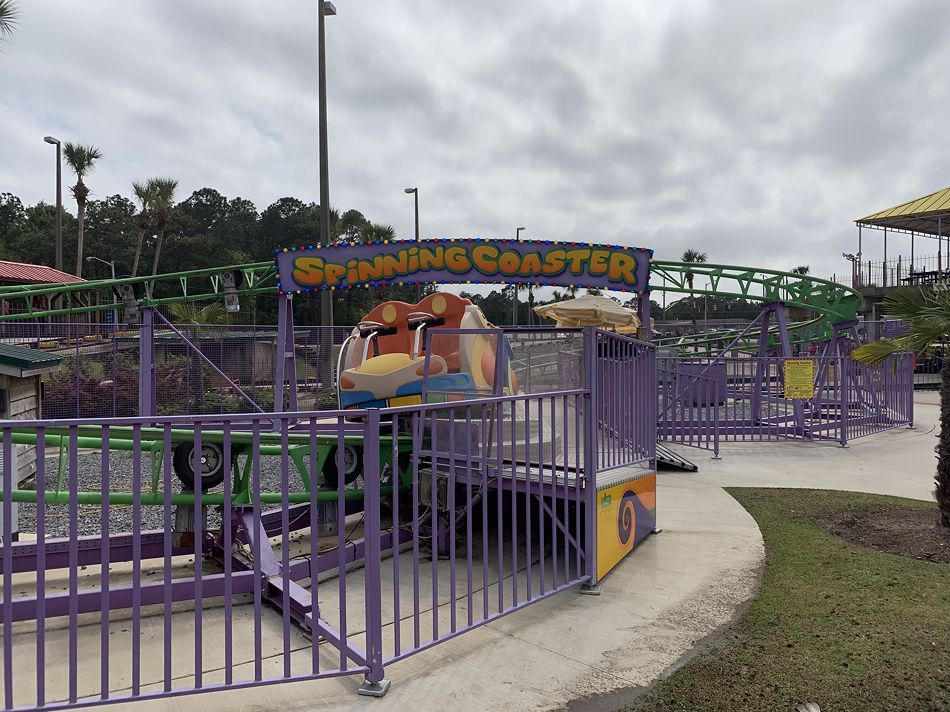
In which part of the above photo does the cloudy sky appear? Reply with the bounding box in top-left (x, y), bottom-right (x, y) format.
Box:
top-left (2, 0), bottom-right (949, 282)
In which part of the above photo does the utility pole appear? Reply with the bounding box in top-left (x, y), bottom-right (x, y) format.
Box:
top-left (317, 1), bottom-right (337, 391)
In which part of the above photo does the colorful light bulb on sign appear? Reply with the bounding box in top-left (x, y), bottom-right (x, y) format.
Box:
top-left (274, 239), bottom-right (652, 294)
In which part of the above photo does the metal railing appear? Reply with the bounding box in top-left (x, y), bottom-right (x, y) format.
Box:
top-left (19, 323), bottom-right (352, 420)
top-left (594, 330), bottom-right (656, 471)
top-left (657, 354), bottom-right (913, 449)
top-left (657, 358), bottom-right (721, 456)
top-left (1, 411), bottom-right (374, 708)
top-left (0, 326), bottom-right (661, 710)
top-left (829, 253), bottom-right (948, 289)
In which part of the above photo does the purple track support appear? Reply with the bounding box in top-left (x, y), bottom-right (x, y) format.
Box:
top-left (772, 304), bottom-right (806, 436)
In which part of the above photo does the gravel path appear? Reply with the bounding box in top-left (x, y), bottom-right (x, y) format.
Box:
top-left (16, 451), bottom-right (309, 539)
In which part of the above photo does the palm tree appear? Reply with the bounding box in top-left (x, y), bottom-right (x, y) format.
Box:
top-left (851, 287), bottom-right (950, 527)
top-left (681, 249), bottom-right (707, 330)
top-left (168, 301), bottom-right (232, 330)
top-left (149, 178), bottom-right (178, 276)
top-left (0, 0), bottom-right (18, 40)
top-left (791, 265), bottom-right (810, 275)
top-left (62, 142), bottom-right (102, 278)
top-left (681, 248), bottom-right (707, 289)
top-left (131, 180), bottom-right (155, 277)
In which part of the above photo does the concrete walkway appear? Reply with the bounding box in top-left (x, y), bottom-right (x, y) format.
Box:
top-left (108, 395), bottom-right (942, 712)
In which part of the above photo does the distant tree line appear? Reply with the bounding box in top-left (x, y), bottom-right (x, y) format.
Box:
top-left (0, 188), bottom-right (416, 324)
top-left (0, 189), bottom-right (784, 327)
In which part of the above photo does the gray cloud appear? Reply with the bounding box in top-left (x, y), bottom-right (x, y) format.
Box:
top-left (2, 0), bottom-right (949, 286)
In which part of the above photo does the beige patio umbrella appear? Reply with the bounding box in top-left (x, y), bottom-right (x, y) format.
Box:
top-left (533, 294), bottom-right (641, 332)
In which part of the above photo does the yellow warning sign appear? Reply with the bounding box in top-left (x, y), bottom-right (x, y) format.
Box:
top-left (784, 359), bottom-right (815, 399)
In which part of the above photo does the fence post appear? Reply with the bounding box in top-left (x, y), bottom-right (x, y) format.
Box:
top-left (713, 367), bottom-right (721, 459)
top-left (580, 327), bottom-right (600, 595)
top-left (839, 356), bottom-right (849, 447)
top-left (138, 308), bottom-right (155, 418)
top-left (357, 408), bottom-right (390, 697)
top-left (906, 353), bottom-right (915, 428)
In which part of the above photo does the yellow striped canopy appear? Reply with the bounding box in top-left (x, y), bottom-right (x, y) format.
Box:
top-left (533, 295), bottom-right (640, 330)
top-left (857, 186), bottom-right (950, 236)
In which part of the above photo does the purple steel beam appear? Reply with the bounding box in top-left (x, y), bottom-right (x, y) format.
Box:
top-left (536, 494), bottom-right (582, 553)
top-left (233, 508), bottom-right (372, 671)
top-left (9, 570), bottom-right (258, 623)
top-left (6, 531), bottom-right (173, 573)
top-left (750, 303), bottom-right (777, 423)
top-left (772, 304), bottom-right (806, 436)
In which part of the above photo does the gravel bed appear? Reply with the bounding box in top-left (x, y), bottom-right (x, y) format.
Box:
top-left (15, 451), bottom-right (309, 539)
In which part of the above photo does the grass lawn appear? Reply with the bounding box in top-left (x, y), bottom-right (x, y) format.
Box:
top-left (626, 488), bottom-right (950, 712)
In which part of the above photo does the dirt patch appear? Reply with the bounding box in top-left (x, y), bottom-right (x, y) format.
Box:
top-left (823, 506), bottom-right (950, 564)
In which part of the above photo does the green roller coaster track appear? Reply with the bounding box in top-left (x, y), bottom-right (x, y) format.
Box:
top-left (0, 257), bottom-right (861, 354)
top-left (650, 260), bottom-right (862, 353)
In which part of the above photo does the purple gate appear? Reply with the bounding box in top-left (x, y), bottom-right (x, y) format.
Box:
top-left (657, 353), bottom-right (913, 449)
top-left (0, 327), bottom-right (657, 710)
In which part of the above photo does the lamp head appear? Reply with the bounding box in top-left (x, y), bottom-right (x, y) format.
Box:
top-left (404, 188), bottom-right (416, 194)
top-left (44, 136), bottom-right (60, 146)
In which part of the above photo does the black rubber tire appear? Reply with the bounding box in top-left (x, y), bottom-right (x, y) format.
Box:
top-left (173, 440), bottom-right (229, 491)
top-left (321, 444), bottom-right (363, 488)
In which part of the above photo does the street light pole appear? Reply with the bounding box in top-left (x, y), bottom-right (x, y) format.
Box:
top-left (317, 1), bottom-right (337, 390)
top-left (86, 256), bottom-right (117, 328)
top-left (513, 226), bottom-right (525, 326)
top-left (44, 136), bottom-right (63, 272)
top-left (405, 188), bottom-right (420, 301)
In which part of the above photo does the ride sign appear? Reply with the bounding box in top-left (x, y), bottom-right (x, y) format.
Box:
top-left (783, 358), bottom-right (816, 399)
top-left (275, 238), bottom-right (652, 294)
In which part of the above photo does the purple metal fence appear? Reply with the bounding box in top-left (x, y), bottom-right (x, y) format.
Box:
top-left (844, 353), bottom-right (915, 441)
top-left (657, 358), bottom-right (721, 456)
top-left (0, 326), bottom-right (664, 709)
top-left (657, 353), bottom-right (913, 449)
top-left (18, 323), bottom-right (351, 420)
top-left (594, 331), bottom-right (657, 472)
top-left (1, 411), bottom-right (382, 709)
top-left (374, 390), bottom-right (591, 666)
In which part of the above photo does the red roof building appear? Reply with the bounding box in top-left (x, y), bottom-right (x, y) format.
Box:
top-left (0, 261), bottom-right (84, 285)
